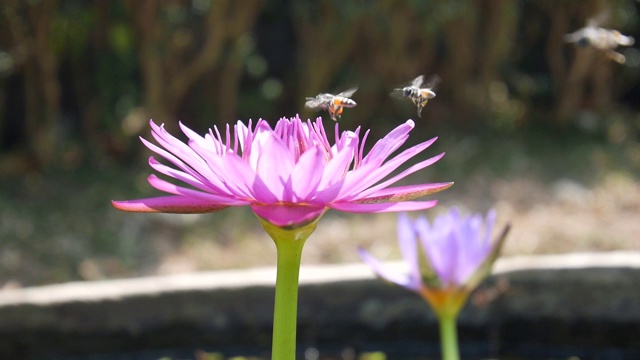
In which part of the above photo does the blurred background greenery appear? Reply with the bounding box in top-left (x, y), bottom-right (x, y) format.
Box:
top-left (1, 0), bottom-right (639, 287)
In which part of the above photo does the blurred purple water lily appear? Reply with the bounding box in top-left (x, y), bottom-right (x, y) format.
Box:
top-left (359, 208), bottom-right (509, 313)
top-left (112, 116), bottom-right (452, 228)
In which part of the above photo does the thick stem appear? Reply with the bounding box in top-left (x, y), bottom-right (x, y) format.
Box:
top-left (438, 313), bottom-right (460, 360)
top-left (271, 237), bottom-right (305, 360)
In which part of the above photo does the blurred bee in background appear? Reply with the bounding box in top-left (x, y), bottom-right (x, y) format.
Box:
top-left (305, 88), bottom-right (358, 121)
top-left (391, 75), bottom-right (439, 118)
top-left (564, 18), bottom-right (635, 64)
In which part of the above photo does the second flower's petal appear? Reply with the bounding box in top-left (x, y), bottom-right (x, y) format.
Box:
top-left (357, 247), bottom-right (420, 291)
top-left (397, 213), bottom-right (422, 286)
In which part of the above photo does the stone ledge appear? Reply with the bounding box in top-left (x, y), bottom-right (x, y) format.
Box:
top-left (0, 252), bottom-right (639, 359)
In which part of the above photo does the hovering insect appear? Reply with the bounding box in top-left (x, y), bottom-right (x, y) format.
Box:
top-left (391, 75), bottom-right (439, 117)
top-left (564, 19), bottom-right (635, 64)
top-left (305, 88), bottom-right (358, 121)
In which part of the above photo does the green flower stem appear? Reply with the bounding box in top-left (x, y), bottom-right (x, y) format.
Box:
top-left (271, 236), bottom-right (305, 359)
top-left (438, 312), bottom-right (460, 360)
top-left (259, 217), bottom-right (318, 360)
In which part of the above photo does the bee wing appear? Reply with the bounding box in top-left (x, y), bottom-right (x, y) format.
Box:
top-left (423, 74), bottom-right (441, 90)
top-left (410, 75), bottom-right (424, 87)
top-left (305, 97), bottom-right (326, 110)
top-left (336, 87), bottom-right (358, 98)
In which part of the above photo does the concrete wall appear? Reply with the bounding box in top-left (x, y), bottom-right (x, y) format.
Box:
top-left (0, 252), bottom-right (639, 359)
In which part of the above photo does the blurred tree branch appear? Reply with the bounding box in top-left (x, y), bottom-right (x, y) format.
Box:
top-left (2, 0), bottom-right (61, 167)
top-left (125, 0), bottom-right (262, 127)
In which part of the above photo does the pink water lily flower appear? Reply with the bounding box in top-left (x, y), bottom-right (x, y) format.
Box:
top-left (112, 116), bottom-right (452, 228)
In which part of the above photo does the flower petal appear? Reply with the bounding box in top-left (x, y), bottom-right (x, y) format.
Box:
top-left (357, 247), bottom-right (420, 291)
top-left (330, 200), bottom-right (438, 213)
top-left (141, 136), bottom-right (221, 189)
top-left (251, 204), bottom-right (327, 228)
top-left (148, 157), bottom-right (213, 193)
top-left (256, 133), bottom-right (295, 200)
top-left (417, 211), bottom-right (458, 285)
top-left (354, 153), bottom-right (446, 199)
top-left (361, 120), bottom-right (414, 166)
top-left (112, 196), bottom-right (230, 213)
top-left (355, 182), bottom-right (454, 203)
top-left (290, 147), bottom-right (326, 201)
top-left (149, 121), bottom-right (211, 174)
top-left (147, 174), bottom-right (249, 205)
top-left (221, 154), bottom-right (279, 203)
top-left (338, 137), bottom-right (438, 199)
top-left (317, 132), bottom-right (357, 190)
top-left (396, 213), bottom-right (422, 287)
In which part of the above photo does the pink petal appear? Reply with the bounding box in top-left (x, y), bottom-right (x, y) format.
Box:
top-left (112, 196), bottom-right (230, 213)
top-left (148, 157), bottom-right (214, 194)
top-left (256, 133), bottom-right (295, 200)
top-left (290, 147), bottom-right (326, 201)
top-left (334, 161), bottom-right (380, 199)
top-left (221, 154), bottom-right (279, 203)
top-left (355, 153), bottom-right (446, 199)
top-left (250, 204), bottom-right (327, 228)
top-left (140, 137), bottom-right (217, 186)
top-left (330, 200), bottom-right (438, 213)
top-left (179, 121), bottom-right (208, 144)
top-left (361, 120), bottom-right (414, 166)
top-left (314, 141), bottom-right (357, 203)
top-left (149, 121), bottom-right (209, 173)
top-left (355, 182), bottom-right (454, 203)
top-left (338, 138), bottom-right (438, 199)
top-left (140, 133), bottom-right (230, 196)
top-left (147, 174), bottom-right (249, 205)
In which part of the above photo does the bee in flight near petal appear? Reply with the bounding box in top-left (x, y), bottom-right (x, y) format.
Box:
top-left (391, 75), bottom-right (439, 118)
top-left (564, 18), bottom-right (635, 64)
top-left (305, 87), bottom-right (358, 121)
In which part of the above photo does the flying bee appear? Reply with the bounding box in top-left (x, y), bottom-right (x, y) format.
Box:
top-left (305, 87), bottom-right (358, 121)
top-left (564, 19), bottom-right (635, 64)
top-left (391, 75), bottom-right (439, 117)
